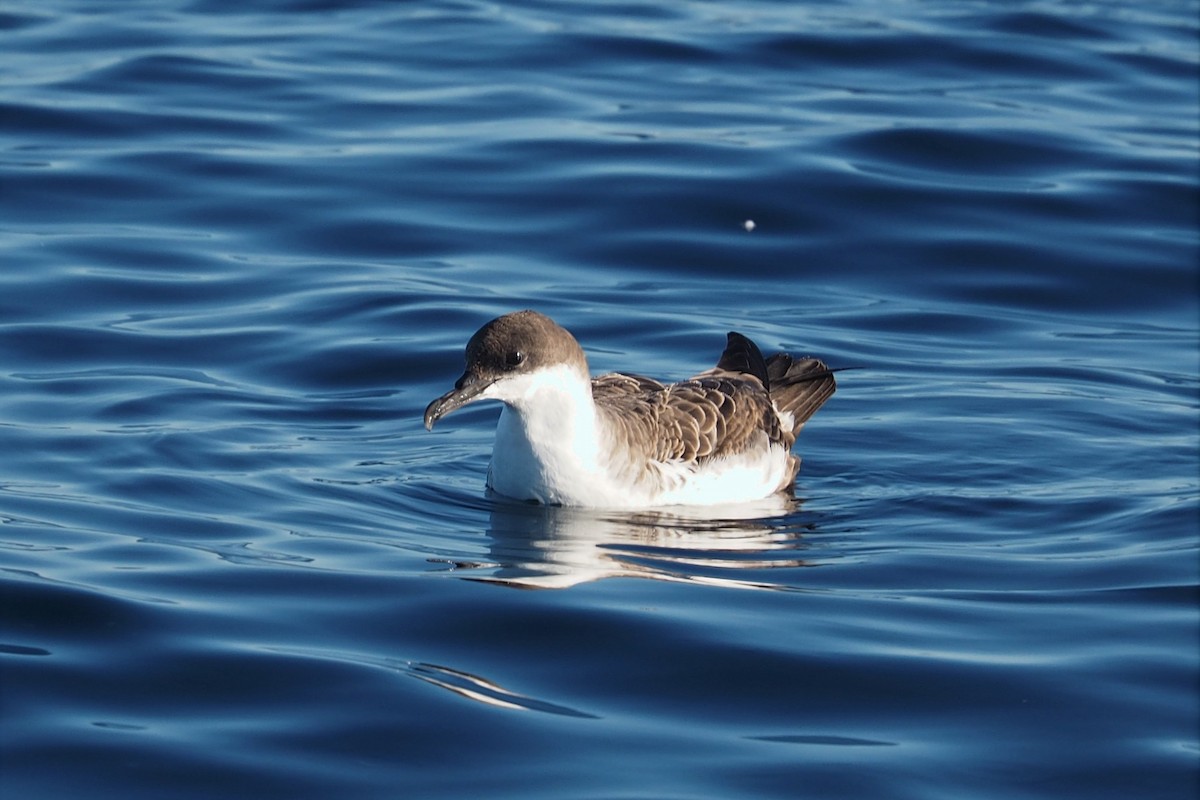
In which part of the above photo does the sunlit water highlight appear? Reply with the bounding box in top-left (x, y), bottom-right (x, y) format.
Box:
top-left (2, 1), bottom-right (1197, 798)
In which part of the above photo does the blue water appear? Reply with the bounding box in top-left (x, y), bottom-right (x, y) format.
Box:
top-left (2, 1), bottom-right (1197, 797)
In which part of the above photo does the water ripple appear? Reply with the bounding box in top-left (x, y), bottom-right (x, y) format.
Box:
top-left (1, 0), bottom-right (1195, 798)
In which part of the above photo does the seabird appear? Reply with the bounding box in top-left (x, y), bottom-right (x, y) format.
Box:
top-left (424, 310), bottom-right (836, 509)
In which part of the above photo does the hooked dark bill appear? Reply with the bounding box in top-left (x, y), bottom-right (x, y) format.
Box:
top-left (423, 372), bottom-right (494, 430)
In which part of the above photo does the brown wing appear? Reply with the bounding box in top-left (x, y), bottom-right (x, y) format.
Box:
top-left (764, 354), bottom-right (836, 437)
top-left (593, 372), bottom-right (786, 465)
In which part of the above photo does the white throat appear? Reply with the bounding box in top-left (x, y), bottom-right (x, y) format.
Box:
top-left (484, 363), bottom-right (607, 505)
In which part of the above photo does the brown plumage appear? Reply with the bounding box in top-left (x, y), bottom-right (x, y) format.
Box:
top-left (424, 311), bottom-right (837, 506)
top-left (591, 333), bottom-right (836, 488)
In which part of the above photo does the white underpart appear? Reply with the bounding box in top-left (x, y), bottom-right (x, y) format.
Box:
top-left (485, 364), bottom-right (607, 506)
top-left (482, 364), bottom-right (795, 509)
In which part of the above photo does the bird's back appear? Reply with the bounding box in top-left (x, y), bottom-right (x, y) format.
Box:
top-left (590, 332), bottom-right (836, 498)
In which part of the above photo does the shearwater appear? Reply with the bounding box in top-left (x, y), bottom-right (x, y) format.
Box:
top-left (424, 310), bottom-right (836, 509)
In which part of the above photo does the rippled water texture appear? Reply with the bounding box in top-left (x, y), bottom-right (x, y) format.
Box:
top-left (2, 1), bottom-right (1197, 798)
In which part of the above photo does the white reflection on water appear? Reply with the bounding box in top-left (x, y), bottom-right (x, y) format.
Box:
top-left (441, 493), bottom-right (819, 590)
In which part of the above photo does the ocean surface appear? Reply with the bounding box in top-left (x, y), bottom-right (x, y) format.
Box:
top-left (2, 1), bottom-right (1197, 797)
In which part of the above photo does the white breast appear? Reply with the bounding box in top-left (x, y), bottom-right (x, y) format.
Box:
top-left (489, 404), bottom-right (795, 508)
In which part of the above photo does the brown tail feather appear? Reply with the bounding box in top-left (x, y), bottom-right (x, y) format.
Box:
top-left (765, 353), bottom-right (836, 436)
top-left (713, 332), bottom-right (770, 384)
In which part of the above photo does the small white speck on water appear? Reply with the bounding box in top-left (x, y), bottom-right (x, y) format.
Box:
top-left (743, 219), bottom-right (756, 232)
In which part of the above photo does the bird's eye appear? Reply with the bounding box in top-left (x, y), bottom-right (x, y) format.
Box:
top-left (505, 350), bottom-right (526, 368)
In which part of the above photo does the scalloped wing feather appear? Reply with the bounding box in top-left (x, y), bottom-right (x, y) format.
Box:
top-left (593, 372), bottom-right (789, 466)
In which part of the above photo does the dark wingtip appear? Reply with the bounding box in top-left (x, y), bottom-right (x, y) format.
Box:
top-left (716, 331), bottom-right (770, 385)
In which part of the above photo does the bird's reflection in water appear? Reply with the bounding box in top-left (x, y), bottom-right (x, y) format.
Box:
top-left (449, 493), bottom-right (817, 590)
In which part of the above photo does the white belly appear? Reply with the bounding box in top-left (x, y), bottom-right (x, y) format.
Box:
top-left (487, 406), bottom-right (794, 509)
